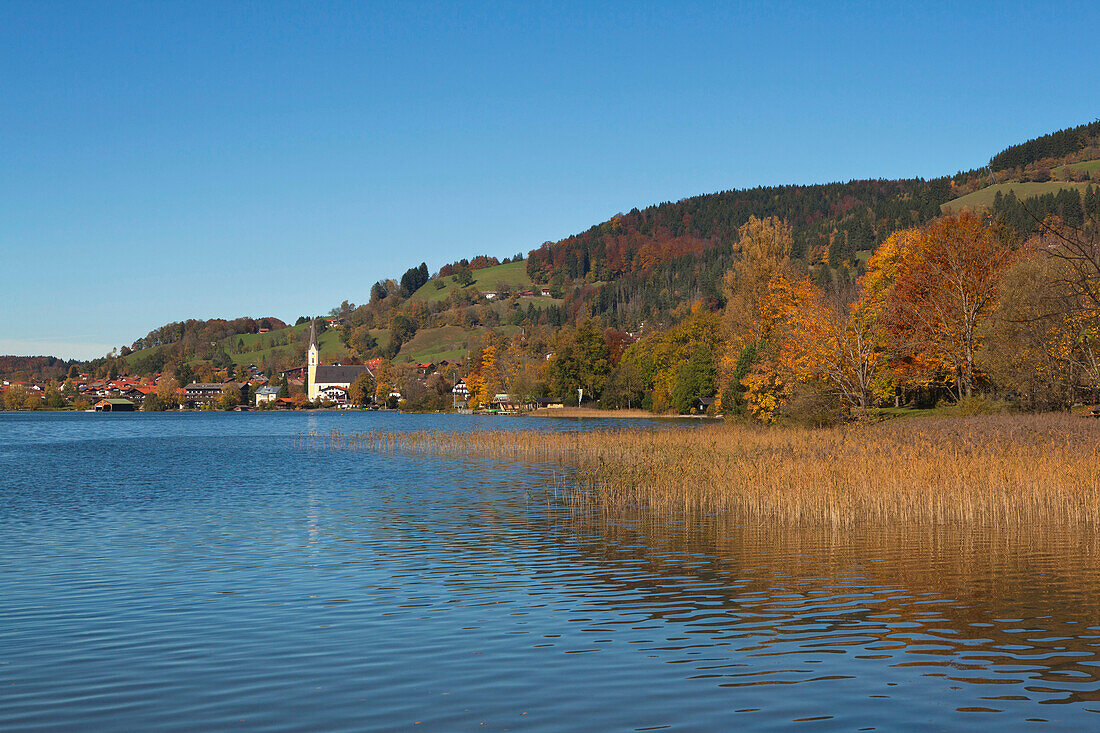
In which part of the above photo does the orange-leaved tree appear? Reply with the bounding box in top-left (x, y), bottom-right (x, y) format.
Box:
top-left (883, 212), bottom-right (1016, 400)
top-left (778, 276), bottom-right (884, 411)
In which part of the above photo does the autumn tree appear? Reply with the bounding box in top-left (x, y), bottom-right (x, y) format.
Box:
top-left (472, 345), bottom-right (501, 406)
top-left (718, 342), bottom-right (759, 416)
top-left (465, 370), bottom-right (486, 409)
top-left (452, 266), bottom-right (473, 287)
top-left (45, 382), bottom-right (65, 408)
top-left (373, 360), bottom-right (395, 405)
top-left (156, 377), bottom-right (180, 408)
top-left (349, 326), bottom-right (378, 357)
top-left (1035, 217), bottom-right (1100, 319)
top-left (349, 372), bottom-right (374, 406)
top-left (389, 314), bottom-right (417, 353)
top-left (986, 247), bottom-right (1087, 409)
top-left (883, 212), bottom-right (1016, 400)
top-left (218, 385), bottom-right (240, 410)
top-left (716, 216), bottom-right (797, 418)
top-left (778, 277), bottom-right (885, 411)
top-left (722, 215), bottom-right (793, 348)
top-left (612, 306), bottom-right (722, 412)
top-left (4, 385), bottom-right (27, 411)
top-left (603, 358), bottom-right (646, 409)
top-left (499, 338), bottom-right (545, 402)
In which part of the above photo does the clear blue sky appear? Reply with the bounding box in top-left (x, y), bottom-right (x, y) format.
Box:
top-left (2, 1), bottom-right (1098, 359)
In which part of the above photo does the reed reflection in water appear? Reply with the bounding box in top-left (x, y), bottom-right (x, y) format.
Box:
top-left (546, 507), bottom-right (1100, 721)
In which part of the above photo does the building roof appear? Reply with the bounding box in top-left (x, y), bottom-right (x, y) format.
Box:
top-left (96, 398), bottom-right (135, 406)
top-left (256, 386), bottom-right (280, 395)
top-left (313, 365), bottom-right (372, 384)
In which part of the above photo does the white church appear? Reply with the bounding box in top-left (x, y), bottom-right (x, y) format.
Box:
top-left (306, 319), bottom-right (374, 401)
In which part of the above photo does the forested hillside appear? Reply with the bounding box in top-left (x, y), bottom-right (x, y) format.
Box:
top-left (0, 356), bottom-right (79, 383)
top-left (527, 177), bottom-right (958, 283)
top-left (13, 119), bottom-right (1100, 409)
top-left (990, 120), bottom-right (1100, 171)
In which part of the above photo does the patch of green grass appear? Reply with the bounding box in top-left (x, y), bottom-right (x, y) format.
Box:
top-left (307, 328), bottom-right (350, 365)
top-left (395, 326), bottom-right (471, 363)
top-left (942, 181), bottom-right (1089, 213)
top-left (394, 324), bottom-right (525, 364)
top-left (122, 341), bottom-right (172, 367)
top-left (412, 260), bottom-right (534, 303)
top-left (367, 329), bottom-right (391, 354)
top-left (1053, 159), bottom-right (1100, 178)
top-left (226, 323), bottom-right (308, 364)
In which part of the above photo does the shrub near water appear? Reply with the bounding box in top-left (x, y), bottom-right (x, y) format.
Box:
top-left (310, 413), bottom-right (1100, 526)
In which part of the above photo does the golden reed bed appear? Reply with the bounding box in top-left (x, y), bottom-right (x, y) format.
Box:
top-left (305, 413), bottom-right (1100, 525)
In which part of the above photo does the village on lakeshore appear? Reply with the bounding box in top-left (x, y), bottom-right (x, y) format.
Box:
top-left (0, 316), bottom-right (579, 415)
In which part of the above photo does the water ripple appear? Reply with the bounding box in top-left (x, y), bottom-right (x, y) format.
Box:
top-left (2, 412), bottom-right (1100, 730)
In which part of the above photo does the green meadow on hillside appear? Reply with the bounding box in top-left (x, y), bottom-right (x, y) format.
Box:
top-left (411, 260), bottom-right (534, 302)
top-left (942, 181), bottom-right (1090, 212)
top-left (1054, 159), bottom-right (1100, 178)
top-left (394, 324), bottom-right (525, 364)
top-left (220, 322), bottom-right (353, 368)
top-left (394, 326), bottom-right (472, 364)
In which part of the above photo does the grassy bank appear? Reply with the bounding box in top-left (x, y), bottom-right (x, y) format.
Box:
top-left (311, 413), bottom-right (1100, 525)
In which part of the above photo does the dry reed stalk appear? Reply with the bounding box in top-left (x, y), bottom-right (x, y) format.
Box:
top-left (306, 414), bottom-right (1100, 526)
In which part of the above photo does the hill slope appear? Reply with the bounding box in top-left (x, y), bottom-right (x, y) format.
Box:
top-left (942, 181), bottom-right (1092, 212)
top-left (38, 118), bottom-right (1100, 385)
top-left (411, 261), bottom-right (534, 302)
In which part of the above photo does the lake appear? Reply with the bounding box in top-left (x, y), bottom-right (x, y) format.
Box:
top-left (2, 411), bottom-right (1099, 730)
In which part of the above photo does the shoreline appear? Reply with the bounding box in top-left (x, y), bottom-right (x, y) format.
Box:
top-left (529, 407), bottom-right (713, 419)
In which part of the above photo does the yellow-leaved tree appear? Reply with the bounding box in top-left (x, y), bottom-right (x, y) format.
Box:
top-left (719, 216), bottom-right (795, 418)
top-left (722, 215), bottom-right (793, 349)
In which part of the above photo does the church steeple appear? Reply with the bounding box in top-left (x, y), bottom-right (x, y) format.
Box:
top-left (308, 318), bottom-right (319, 367)
top-left (307, 318), bottom-right (319, 400)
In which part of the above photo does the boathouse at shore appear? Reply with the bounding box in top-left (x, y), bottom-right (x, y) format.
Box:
top-left (94, 398), bottom-right (136, 412)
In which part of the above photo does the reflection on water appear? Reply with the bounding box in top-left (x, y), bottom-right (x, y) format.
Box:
top-left (558, 511), bottom-right (1100, 714)
top-left (1, 411), bottom-right (1099, 730)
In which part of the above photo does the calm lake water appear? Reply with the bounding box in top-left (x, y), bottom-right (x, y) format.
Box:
top-left (3, 411), bottom-right (1100, 730)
